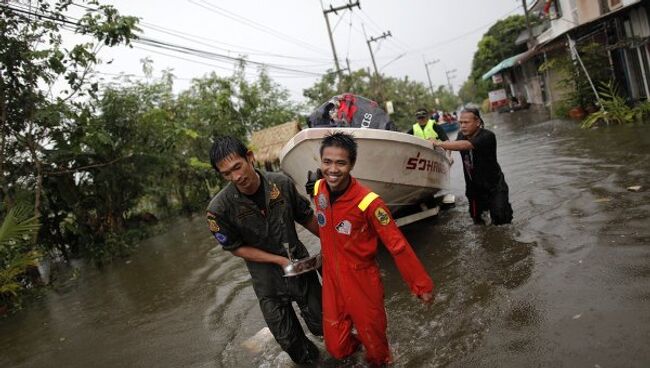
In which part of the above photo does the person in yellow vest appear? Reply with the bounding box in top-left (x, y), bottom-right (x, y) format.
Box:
top-left (407, 108), bottom-right (449, 142)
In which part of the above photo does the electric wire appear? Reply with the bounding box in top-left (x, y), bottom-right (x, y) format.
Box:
top-left (187, 0), bottom-right (328, 55)
top-left (1, 3), bottom-right (329, 78)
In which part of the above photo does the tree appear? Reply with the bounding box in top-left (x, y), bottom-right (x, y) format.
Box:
top-left (461, 15), bottom-right (532, 103)
top-left (0, 0), bottom-right (139, 220)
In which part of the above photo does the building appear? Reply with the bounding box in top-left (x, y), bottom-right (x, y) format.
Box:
top-left (482, 0), bottom-right (650, 112)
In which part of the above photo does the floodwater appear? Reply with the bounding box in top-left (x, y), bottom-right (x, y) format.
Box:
top-left (1, 110), bottom-right (649, 368)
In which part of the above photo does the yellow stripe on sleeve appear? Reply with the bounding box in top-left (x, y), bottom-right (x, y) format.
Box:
top-left (313, 179), bottom-right (322, 196)
top-left (358, 192), bottom-right (379, 212)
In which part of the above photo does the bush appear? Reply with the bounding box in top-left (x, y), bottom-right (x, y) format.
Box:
top-left (582, 82), bottom-right (640, 128)
top-left (0, 205), bottom-right (41, 312)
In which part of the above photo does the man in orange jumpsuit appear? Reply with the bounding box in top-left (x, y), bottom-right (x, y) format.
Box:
top-left (310, 132), bottom-right (435, 365)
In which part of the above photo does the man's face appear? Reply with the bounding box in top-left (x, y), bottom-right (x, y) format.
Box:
top-left (416, 114), bottom-right (428, 126)
top-left (459, 112), bottom-right (481, 136)
top-left (320, 146), bottom-right (354, 192)
top-left (216, 151), bottom-right (259, 194)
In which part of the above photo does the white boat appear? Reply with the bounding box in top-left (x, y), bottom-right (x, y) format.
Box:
top-left (279, 127), bottom-right (452, 213)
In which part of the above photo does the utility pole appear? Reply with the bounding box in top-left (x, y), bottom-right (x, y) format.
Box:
top-left (323, 1), bottom-right (360, 82)
top-left (365, 30), bottom-right (392, 77)
top-left (424, 58), bottom-right (439, 96)
top-left (445, 68), bottom-right (457, 94)
top-left (522, 0), bottom-right (535, 48)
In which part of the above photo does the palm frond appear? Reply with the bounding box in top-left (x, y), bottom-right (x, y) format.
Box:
top-left (0, 205), bottom-right (41, 248)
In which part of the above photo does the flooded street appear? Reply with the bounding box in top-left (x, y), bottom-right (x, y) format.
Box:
top-left (1, 111), bottom-right (649, 367)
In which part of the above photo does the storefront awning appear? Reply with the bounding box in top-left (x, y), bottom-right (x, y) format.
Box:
top-left (481, 48), bottom-right (538, 80)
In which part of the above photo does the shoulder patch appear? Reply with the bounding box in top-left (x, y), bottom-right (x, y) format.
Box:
top-left (206, 211), bottom-right (220, 232)
top-left (270, 183), bottom-right (281, 200)
top-left (214, 232), bottom-right (228, 245)
top-left (317, 193), bottom-right (328, 209)
top-left (374, 207), bottom-right (391, 226)
top-left (316, 210), bottom-right (327, 227)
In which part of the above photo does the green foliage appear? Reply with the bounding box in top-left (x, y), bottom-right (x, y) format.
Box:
top-left (0, 205), bottom-right (41, 309)
top-left (462, 15), bottom-right (533, 102)
top-left (303, 69), bottom-right (459, 131)
top-left (581, 81), bottom-right (650, 128)
top-left (538, 42), bottom-right (611, 114)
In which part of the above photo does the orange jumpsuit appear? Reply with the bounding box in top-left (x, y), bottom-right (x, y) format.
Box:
top-left (313, 177), bottom-right (434, 365)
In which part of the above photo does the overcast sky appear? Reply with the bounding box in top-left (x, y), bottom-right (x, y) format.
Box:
top-left (89, 0), bottom-right (527, 101)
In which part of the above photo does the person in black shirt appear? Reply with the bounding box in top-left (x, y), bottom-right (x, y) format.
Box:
top-left (432, 108), bottom-right (513, 225)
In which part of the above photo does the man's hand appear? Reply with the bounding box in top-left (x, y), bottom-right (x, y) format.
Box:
top-left (418, 291), bottom-right (434, 304)
top-left (431, 139), bottom-right (445, 149)
top-left (305, 169), bottom-right (322, 197)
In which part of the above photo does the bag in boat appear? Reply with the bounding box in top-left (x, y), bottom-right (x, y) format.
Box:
top-left (308, 93), bottom-right (395, 130)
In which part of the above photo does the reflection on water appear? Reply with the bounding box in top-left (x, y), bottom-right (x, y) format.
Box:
top-left (1, 111), bottom-right (650, 367)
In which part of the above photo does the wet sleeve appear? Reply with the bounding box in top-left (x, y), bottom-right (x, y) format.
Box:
top-left (285, 179), bottom-right (314, 225)
top-left (206, 210), bottom-right (243, 251)
top-left (433, 124), bottom-right (449, 141)
top-left (365, 198), bottom-right (434, 296)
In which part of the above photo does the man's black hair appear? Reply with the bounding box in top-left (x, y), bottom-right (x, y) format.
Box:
top-left (209, 136), bottom-right (249, 171)
top-left (320, 131), bottom-right (357, 165)
top-left (461, 107), bottom-right (485, 127)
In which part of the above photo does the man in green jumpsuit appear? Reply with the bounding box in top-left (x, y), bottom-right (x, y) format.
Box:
top-left (206, 136), bottom-right (323, 364)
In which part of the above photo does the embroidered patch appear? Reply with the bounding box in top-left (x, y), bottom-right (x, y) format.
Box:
top-left (335, 220), bottom-right (352, 235)
top-left (270, 183), bottom-right (281, 200)
top-left (317, 193), bottom-right (328, 209)
top-left (316, 211), bottom-right (327, 227)
top-left (207, 219), bottom-right (220, 233)
top-left (374, 207), bottom-right (391, 226)
top-left (214, 232), bottom-right (228, 245)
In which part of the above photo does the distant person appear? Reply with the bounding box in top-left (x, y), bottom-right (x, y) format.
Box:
top-left (206, 136), bottom-right (323, 364)
top-left (307, 132), bottom-right (434, 366)
top-left (407, 108), bottom-right (449, 142)
top-left (432, 108), bottom-right (513, 225)
top-left (431, 108), bottom-right (440, 122)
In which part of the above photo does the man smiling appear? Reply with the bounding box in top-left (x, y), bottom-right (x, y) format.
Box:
top-left (311, 132), bottom-right (434, 366)
top-left (206, 136), bottom-right (323, 364)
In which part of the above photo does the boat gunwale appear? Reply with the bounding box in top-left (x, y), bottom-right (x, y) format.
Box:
top-left (279, 127), bottom-right (452, 165)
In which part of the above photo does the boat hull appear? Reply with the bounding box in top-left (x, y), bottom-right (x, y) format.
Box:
top-left (279, 128), bottom-right (451, 211)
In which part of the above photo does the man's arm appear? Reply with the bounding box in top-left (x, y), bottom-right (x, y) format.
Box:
top-left (365, 199), bottom-right (434, 303)
top-left (433, 139), bottom-right (474, 151)
top-left (231, 246), bottom-right (289, 267)
top-left (301, 214), bottom-right (320, 237)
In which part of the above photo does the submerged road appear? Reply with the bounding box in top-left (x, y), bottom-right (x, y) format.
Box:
top-left (1, 110), bottom-right (649, 367)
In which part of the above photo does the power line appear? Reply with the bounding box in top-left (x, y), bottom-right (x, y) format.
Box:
top-left (1, 3), bottom-right (328, 78)
top-left (405, 5), bottom-right (523, 54)
top-left (187, 0), bottom-right (329, 56)
top-left (71, 1), bottom-right (333, 64)
top-left (357, 9), bottom-right (410, 52)
top-left (132, 46), bottom-right (322, 79)
top-left (140, 22), bottom-right (333, 64)
top-left (136, 36), bottom-right (326, 76)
